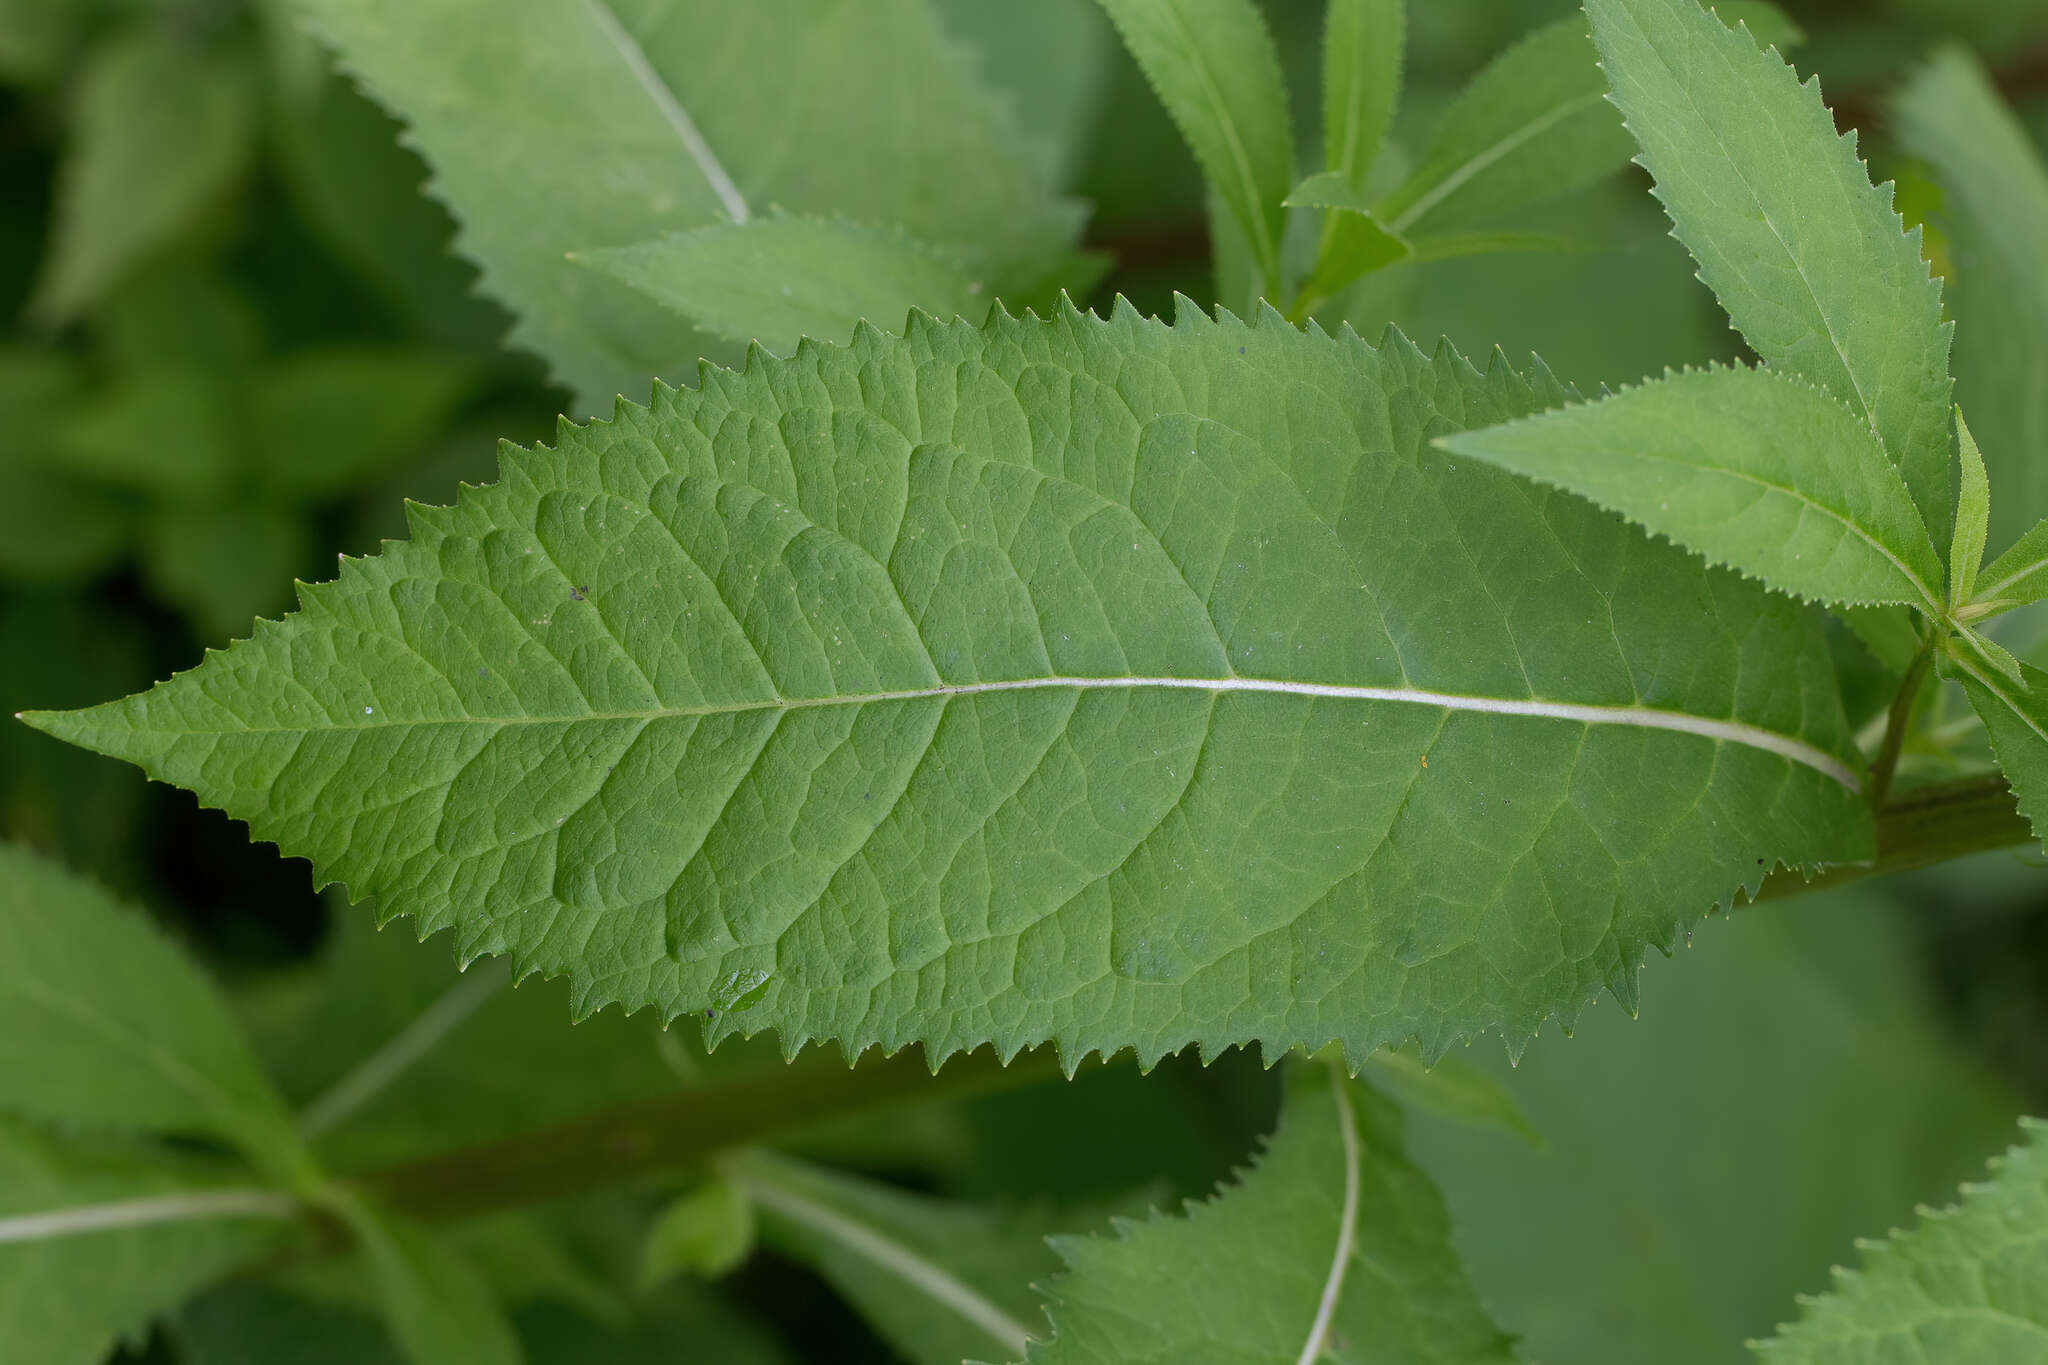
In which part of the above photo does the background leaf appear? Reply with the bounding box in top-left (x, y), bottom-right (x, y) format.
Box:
top-left (1321, 0), bottom-right (1403, 193)
top-left (292, 0), bottom-right (1083, 410)
top-left (27, 307), bottom-right (1870, 1069)
top-left (331, 1194), bottom-right (524, 1365)
top-left (1752, 1116), bottom-right (2048, 1363)
top-left (1586, 0), bottom-right (1955, 542)
top-left (1029, 1064), bottom-right (1517, 1365)
top-left (1894, 46), bottom-right (2048, 558)
top-left (32, 25), bottom-right (256, 323)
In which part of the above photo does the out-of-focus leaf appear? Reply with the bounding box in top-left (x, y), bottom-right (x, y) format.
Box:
top-left (0, 843), bottom-right (308, 1178)
top-left (291, 0), bottom-right (1083, 410)
top-left (1752, 1117), bottom-right (2048, 1363)
top-left (1404, 887), bottom-right (2022, 1365)
top-left (97, 254), bottom-right (265, 376)
top-left (929, 0), bottom-right (1116, 183)
top-left (636, 1178), bottom-right (756, 1286)
top-left (245, 346), bottom-right (476, 501)
top-left (55, 366), bottom-right (235, 498)
top-left (732, 1150), bottom-right (1069, 1365)
top-left (582, 216), bottom-right (996, 356)
top-left (0, 348), bottom-right (126, 585)
top-left (178, 1283), bottom-right (406, 1365)
top-left (32, 26), bottom-right (257, 323)
top-left (515, 1281), bottom-right (797, 1365)
top-left (1895, 46), bottom-right (2048, 556)
top-left (1322, 0), bottom-right (1403, 192)
top-left (142, 501), bottom-right (309, 644)
top-left (1095, 0), bottom-right (1293, 295)
top-left (0, 1117), bottom-right (294, 1365)
top-left (0, 0), bottom-right (98, 85)
top-left (258, 11), bottom-right (510, 351)
top-left (1030, 1065), bottom-right (1516, 1364)
top-left (1360, 1044), bottom-right (1539, 1147)
top-left (330, 1194), bottom-right (522, 1365)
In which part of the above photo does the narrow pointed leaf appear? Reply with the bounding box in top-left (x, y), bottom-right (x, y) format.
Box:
top-left (1752, 1117), bottom-right (2048, 1364)
top-left (1028, 1064), bottom-right (1517, 1364)
top-left (1951, 656), bottom-right (2048, 850)
top-left (1322, 0), bottom-right (1403, 192)
top-left (1094, 0), bottom-right (1292, 294)
top-left (1973, 519), bottom-right (2048, 614)
top-left (1587, 0), bottom-right (1955, 542)
top-left (1374, 17), bottom-right (1631, 237)
top-left (1950, 410), bottom-right (1989, 610)
top-left (1896, 47), bottom-right (2048, 555)
top-left (0, 1118), bottom-right (294, 1365)
top-left (1286, 173), bottom-right (1410, 301)
top-left (1438, 366), bottom-right (1946, 612)
top-left (293, 0), bottom-right (1081, 409)
top-left (732, 1151), bottom-right (1060, 1365)
top-left (0, 844), bottom-right (306, 1180)
top-left (581, 216), bottom-right (996, 357)
top-left (23, 308), bottom-right (1872, 1065)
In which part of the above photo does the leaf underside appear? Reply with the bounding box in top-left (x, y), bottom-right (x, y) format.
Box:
top-left (27, 303), bottom-right (1871, 1066)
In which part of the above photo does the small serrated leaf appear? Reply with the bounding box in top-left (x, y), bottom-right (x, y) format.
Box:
top-left (1949, 409), bottom-right (1990, 610)
top-left (1437, 365), bottom-right (1946, 613)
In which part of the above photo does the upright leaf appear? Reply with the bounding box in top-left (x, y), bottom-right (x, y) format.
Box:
top-left (24, 307), bottom-right (1871, 1065)
top-left (1094, 0), bottom-right (1293, 295)
top-left (0, 1117), bottom-right (294, 1365)
top-left (1973, 519), bottom-right (2048, 614)
top-left (1753, 1117), bottom-right (2048, 1363)
top-left (1438, 366), bottom-right (1947, 612)
top-left (1950, 410), bottom-right (1990, 611)
top-left (1895, 47), bottom-right (2048, 555)
top-left (582, 216), bottom-right (997, 358)
top-left (1029, 1064), bottom-right (1517, 1364)
top-left (731, 1151), bottom-right (1064, 1365)
top-left (1586, 0), bottom-right (1955, 542)
top-left (293, 0), bottom-right (1082, 409)
top-left (0, 844), bottom-right (307, 1181)
top-left (1950, 656), bottom-right (2048, 850)
top-left (0, 349), bottom-right (126, 586)
top-left (32, 27), bottom-right (256, 323)
top-left (1373, 18), bottom-right (1631, 237)
top-left (1322, 0), bottom-right (1402, 193)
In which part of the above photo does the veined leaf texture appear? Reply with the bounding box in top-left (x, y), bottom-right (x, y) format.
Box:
top-left (30, 305), bottom-right (1872, 1065)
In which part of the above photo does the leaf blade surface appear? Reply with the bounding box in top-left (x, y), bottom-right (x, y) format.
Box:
top-left (24, 307), bottom-right (1872, 1064)
top-left (1587, 0), bottom-right (1955, 541)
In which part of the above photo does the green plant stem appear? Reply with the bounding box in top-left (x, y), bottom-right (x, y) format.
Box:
top-left (1868, 637), bottom-right (1938, 805)
top-left (353, 1042), bottom-right (1069, 1224)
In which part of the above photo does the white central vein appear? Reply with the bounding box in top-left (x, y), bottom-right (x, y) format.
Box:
top-left (268, 676), bottom-right (1859, 791)
top-left (1298, 1063), bottom-right (1364, 1365)
top-left (0, 1188), bottom-right (298, 1245)
top-left (1976, 552), bottom-right (2048, 604)
top-left (298, 968), bottom-right (505, 1137)
top-left (582, 0), bottom-right (749, 223)
top-left (735, 1168), bottom-right (1034, 1358)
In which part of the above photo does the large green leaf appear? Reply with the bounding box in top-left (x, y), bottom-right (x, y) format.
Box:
top-left (927, 0), bottom-right (1116, 184)
top-left (1752, 1117), bottom-right (2048, 1363)
top-left (31, 25), bottom-right (256, 323)
top-left (1405, 886), bottom-right (2024, 1365)
top-left (292, 0), bottom-right (1082, 410)
top-left (1951, 656), bottom-right (2048, 849)
top-left (1895, 47), bottom-right (2048, 557)
top-left (1095, 0), bottom-right (1293, 296)
top-left (1438, 366), bottom-right (1946, 613)
top-left (0, 1117), bottom-right (294, 1365)
top-left (1586, 0), bottom-right (1954, 544)
top-left (1029, 1064), bottom-right (1516, 1364)
top-left (0, 843), bottom-right (306, 1180)
top-left (731, 1150), bottom-right (1067, 1365)
top-left (25, 306), bottom-right (1871, 1065)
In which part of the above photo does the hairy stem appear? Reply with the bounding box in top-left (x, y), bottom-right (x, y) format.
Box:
top-left (1868, 637), bottom-right (1938, 805)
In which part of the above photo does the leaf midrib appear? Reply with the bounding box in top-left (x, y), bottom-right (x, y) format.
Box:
top-left (580, 0), bottom-right (749, 223)
top-left (1386, 89), bottom-right (1605, 234)
top-left (66, 673), bottom-right (1858, 788)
